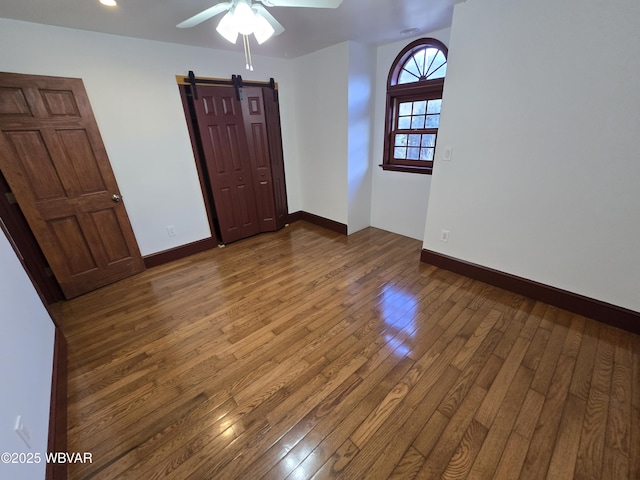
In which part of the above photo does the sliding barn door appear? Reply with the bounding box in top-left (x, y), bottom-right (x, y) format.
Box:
top-left (192, 86), bottom-right (260, 244)
top-left (242, 87), bottom-right (277, 232)
top-left (0, 72), bottom-right (144, 298)
top-left (262, 87), bottom-right (289, 230)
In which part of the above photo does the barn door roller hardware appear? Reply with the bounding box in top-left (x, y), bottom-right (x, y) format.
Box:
top-left (232, 74), bottom-right (243, 100)
top-left (183, 71), bottom-right (277, 102)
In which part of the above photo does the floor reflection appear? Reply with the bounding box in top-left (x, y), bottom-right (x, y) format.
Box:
top-left (380, 284), bottom-right (418, 357)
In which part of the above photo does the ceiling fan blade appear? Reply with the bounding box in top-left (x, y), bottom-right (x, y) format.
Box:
top-left (258, 0), bottom-right (342, 8)
top-left (177, 2), bottom-right (232, 28)
top-left (253, 4), bottom-right (285, 36)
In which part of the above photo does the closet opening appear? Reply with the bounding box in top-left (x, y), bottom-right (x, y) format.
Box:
top-left (177, 72), bottom-right (288, 245)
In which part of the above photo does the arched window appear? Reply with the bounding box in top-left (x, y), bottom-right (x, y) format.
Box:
top-left (382, 38), bottom-right (448, 174)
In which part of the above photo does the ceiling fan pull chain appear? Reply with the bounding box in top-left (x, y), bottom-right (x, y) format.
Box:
top-left (243, 34), bottom-right (248, 70)
top-left (243, 34), bottom-right (254, 71)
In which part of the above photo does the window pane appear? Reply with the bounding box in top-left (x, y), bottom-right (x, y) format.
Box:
top-left (426, 114), bottom-right (440, 128)
top-left (414, 48), bottom-right (426, 75)
top-left (420, 148), bottom-right (434, 161)
top-left (413, 101), bottom-right (427, 115)
top-left (399, 102), bottom-right (412, 116)
top-left (394, 147), bottom-right (406, 159)
top-left (425, 49), bottom-right (438, 72)
top-left (421, 134), bottom-right (436, 147)
top-left (427, 99), bottom-right (442, 114)
top-left (398, 70), bottom-right (418, 84)
top-left (427, 51), bottom-right (447, 79)
top-left (408, 134), bottom-right (421, 146)
top-left (433, 62), bottom-right (447, 78)
top-left (395, 133), bottom-right (407, 146)
top-left (393, 42), bottom-right (447, 86)
top-left (407, 147), bottom-right (420, 160)
top-left (398, 117), bottom-right (411, 129)
top-left (411, 115), bottom-right (425, 129)
top-left (404, 60), bottom-right (421, 79)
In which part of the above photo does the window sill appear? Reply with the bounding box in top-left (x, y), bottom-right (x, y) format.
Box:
top-left (379, 164), bottom-right (433, 175)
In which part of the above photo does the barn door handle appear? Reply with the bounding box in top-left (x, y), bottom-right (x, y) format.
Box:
top-left (112, 194), bottom-right (121, 203)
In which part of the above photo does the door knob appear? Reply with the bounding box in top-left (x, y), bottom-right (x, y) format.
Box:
top-left (112, 194), bottom-right (121, 203)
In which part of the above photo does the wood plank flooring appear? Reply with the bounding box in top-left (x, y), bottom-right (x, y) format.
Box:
top-left (52, 222), bottom-right (640, 479)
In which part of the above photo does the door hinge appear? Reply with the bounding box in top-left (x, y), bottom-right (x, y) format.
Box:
top-left (5, 192), bottom-right (17, 205)
top-left (44, 267), bottom-right (54, 278)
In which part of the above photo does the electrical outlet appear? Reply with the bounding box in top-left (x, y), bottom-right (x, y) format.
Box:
top-left (167, 225), bottom-right (176, 237)
top-left (440, 230), bottom-right (450, 242)
top-left (14, 415), bottom-right (31, 449)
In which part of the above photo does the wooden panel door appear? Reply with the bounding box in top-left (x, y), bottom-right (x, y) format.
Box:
top-left (241, 87), bottom-right (277, 232)
top-left (0, 171), bottom-right (64, 304)
top-left (0, 72), bottom-right (144, 299)
top-left (262, 87), bottom-right (289, 230)
top-left (192, 86), bottom-right (260, 244)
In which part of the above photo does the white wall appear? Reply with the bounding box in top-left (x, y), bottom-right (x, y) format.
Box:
top-left (291, 42), bottom-right (349, 225)
top-left (370, 28), bottom-right (451, 240)
top-left (291, 40), bottom-right (377, 233)
top-left (347, 42), bottom-right (375, 234)
top-left (424, 0), bottom-right (640, 312)
top-left (0, 18), bottom-right (453, 249)
top-left (0, 18), bottom-right (299, 256)
top-left (0, 230), bottom-right (55, 480)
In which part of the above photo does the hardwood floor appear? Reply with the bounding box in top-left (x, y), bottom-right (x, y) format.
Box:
top-left (53, 222), bottom-right (640, 479)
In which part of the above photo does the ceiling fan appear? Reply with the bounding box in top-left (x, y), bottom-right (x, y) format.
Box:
top-left (177, 0), bottom-right (343, 44)
top-left (177, 0), bottom-right (342, 70)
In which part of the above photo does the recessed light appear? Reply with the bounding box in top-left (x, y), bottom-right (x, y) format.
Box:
top-left (400, 28), bottom-right (420, 36)
top-left (100, 0), bottom-right (118, 6)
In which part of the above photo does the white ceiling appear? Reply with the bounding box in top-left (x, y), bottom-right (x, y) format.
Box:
top-left (0, 0), bottom-right (459, 59)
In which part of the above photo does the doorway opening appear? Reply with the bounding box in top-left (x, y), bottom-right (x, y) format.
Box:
top-left (0, 71), bottom-right (145, 300)
top-left (177, 72), bottom-right (289, 245)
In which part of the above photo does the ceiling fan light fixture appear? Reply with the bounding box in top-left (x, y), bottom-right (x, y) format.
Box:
top-left (233, 0), bottom-right (258, 35)
top-left (253, 13), bottom-right (275, 44)
top-left (178, 0), bottom-right (344, 70)
top-left (216, 11), bottom-right (239, 44)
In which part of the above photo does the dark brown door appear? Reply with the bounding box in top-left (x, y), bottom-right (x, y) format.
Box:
top-left (192, 86), bottom-right (260, 244)
top-left (0, 171), bottom-right (64, 304)
top-left (262, 87), bottom-right (289, 230)
top-left (242, 87), bottom-right (277, 232)
top-left (0, 72), bottom-right (144, 299)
